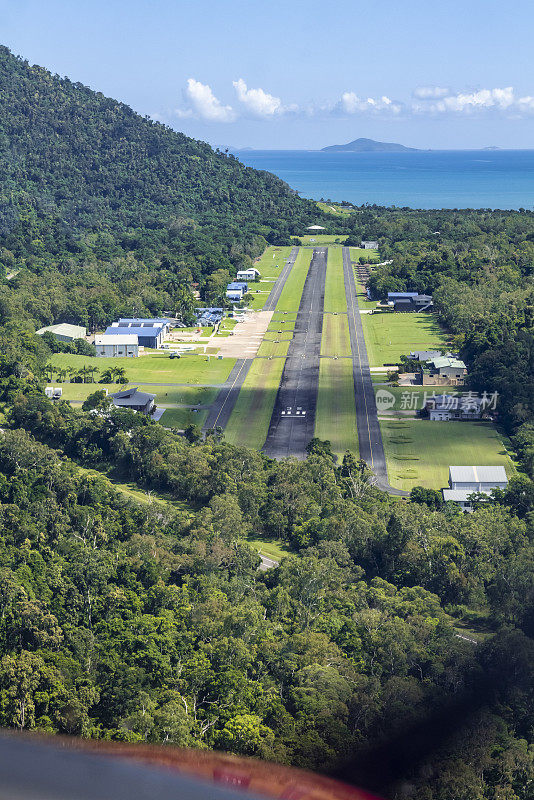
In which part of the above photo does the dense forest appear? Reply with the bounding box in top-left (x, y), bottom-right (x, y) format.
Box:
top-left (0, 45), bottom-right (318, 327)
top-left (0, 46), bottom-right (532, 800)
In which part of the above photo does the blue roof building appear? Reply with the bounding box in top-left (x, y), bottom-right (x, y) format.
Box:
top-left (105, 324), bottom-right (165, 349)
top-left (226, 282), bottom-right (248, 301)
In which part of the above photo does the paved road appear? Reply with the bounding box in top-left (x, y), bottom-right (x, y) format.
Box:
top-left (262, 247), bottom-right (327, 459)
top-left (343, 246), bottom-right (409, 496)
top-left (202, 247), bottom-right (299, 432)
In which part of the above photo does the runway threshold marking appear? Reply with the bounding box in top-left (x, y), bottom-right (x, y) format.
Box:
top-left (346, 251), bottom-right (374, 467)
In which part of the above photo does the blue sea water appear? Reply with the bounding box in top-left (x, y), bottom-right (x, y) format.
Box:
top-left (234, 149), bottom-right (534, 210)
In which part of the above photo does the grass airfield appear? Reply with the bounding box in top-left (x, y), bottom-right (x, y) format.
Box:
top-left (381, 419), bottom-right (516, 491)
top-left (361, 312), bottom-right (449, 367)
top-left (47, 244), bottom-right (514, 489)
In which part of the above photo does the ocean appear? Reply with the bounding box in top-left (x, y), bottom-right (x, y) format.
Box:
top-left (234, 149), bottom-right (534, 210)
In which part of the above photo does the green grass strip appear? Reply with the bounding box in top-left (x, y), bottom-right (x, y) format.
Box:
top-left (381, 419), bottom-right (516, 491)
top-left (275, 248), bottom-right (313, 312)
top-left (324, 246), bottom-right (346, 312)
top-left (320, 315), bottom-right (351, 357)
top-left (224, 358), bottom-right (286, 450)
top-left (315, 358), bottom-right (359, 459)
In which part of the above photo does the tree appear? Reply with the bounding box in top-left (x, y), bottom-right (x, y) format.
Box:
top-left (82, 390), bottom-right (112, 413)
top-left (217, 714), bottom-right (274, 757)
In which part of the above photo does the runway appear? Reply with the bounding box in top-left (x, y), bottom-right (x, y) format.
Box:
top-left (262, 247), bottom-right (327, 459)
top-left (202, 246), bottom-right (299, 433)
top-left (342, 246), bottom-right (408, 495)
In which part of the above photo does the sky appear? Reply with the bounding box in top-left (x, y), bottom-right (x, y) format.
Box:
top-left (1, 0), bottom-right (534, 150)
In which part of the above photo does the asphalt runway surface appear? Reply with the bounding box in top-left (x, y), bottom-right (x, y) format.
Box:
top-left (343, 246), bottom-right (408, 496)
top-left (262, 247), bottom-right (327, 460)
top-left (202, 247), bottom-right (299, 432)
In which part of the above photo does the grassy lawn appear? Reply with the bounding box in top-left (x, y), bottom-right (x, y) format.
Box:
top-left (350, 246), bottom-right (378, 262)
top-left (256, 339), bottom-right (291, 358)
top-left (242, 246), bottom-right (293, 310)
top-left (216, 318), bottom-right (238, 336)
top-left (373, 384), bottom-right (431, 413)
top-left (315, 359), bottom-right (358, 458)
top-left (275, 248), bottom-right (313, 312)
top-left (361, 312), bottom-right (449, 367)
top-left (324, 246), bottom-right (346, 312)
top-left (246, 536), bottom-right (290, 563)
top-left (247, 290), bottom-right (272, 310)
top-left (50, 352), bottom-right (235, 385)
top-left (268, 318), bottom-right (296, 333)
top-left (321, 315), bottom-right (351, 357)
top-left (317, 202), bottom-right (356, 216)
top-left (225, 358), bottom-right (285, 449)
top-left (53, 382), bottom-right (217, 425)
top-left (295, 234), bottom-right (348, 245)
top-left (269, 312), bottom-right (297, 331)
top-left (150, 385), bottom-right (218, 406)
top-left (46, 382), bottom-right (120, 402)
top-left (254, 246), bottom-right (292, 280)
top-left (160, 407), bottom-right (209, 429)
top-left (381, 419), bottom-right (516, 491)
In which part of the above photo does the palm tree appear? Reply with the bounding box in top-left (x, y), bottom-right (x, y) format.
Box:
top-left (78, 365), bottom-right (91, 384)
top-left (43, 364), bottom-right (55, 383)
top-left (87, 366), bottom-right (100, 383)
top-left (56, 368), bottom-right (67, 383)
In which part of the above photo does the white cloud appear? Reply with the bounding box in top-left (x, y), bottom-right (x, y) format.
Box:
top-left (233, 78), bottom-right (282, 117)
top-left (413, 86), bottom-right (450, 99)
top-left (338, 92), bottom-right (402, 115)
top-left (414, 86), bottom-right (517, 114)
top-left (178, 78), bottom-right (236, 122)
top-left (172, 79), bottom-right (534, 124)
top-left (517, 95), bottom-right (534, 112)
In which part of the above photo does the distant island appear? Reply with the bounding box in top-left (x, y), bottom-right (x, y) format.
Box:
top-left (321, 137), bottom-right (419, 153)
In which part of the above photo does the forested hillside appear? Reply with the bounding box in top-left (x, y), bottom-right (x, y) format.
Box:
top-left (334, 206), bottom-right (534, 473)
top-left (0, 45), bottom-right (318, 329)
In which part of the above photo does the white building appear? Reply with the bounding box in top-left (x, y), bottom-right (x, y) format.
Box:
top-left (361, 240), bottom-right (379, 250)
top-left (307, 225), bottom-right (325, 232)
top-left (236, 268), bottom-right (260, 282)
top-left (442, 466), bottom-right (508, 511)
top-left (95, 333), bottom-right (139, 358)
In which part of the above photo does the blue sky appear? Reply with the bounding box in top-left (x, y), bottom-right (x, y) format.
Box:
top-left (2, 0), bottom-right (534, 149)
